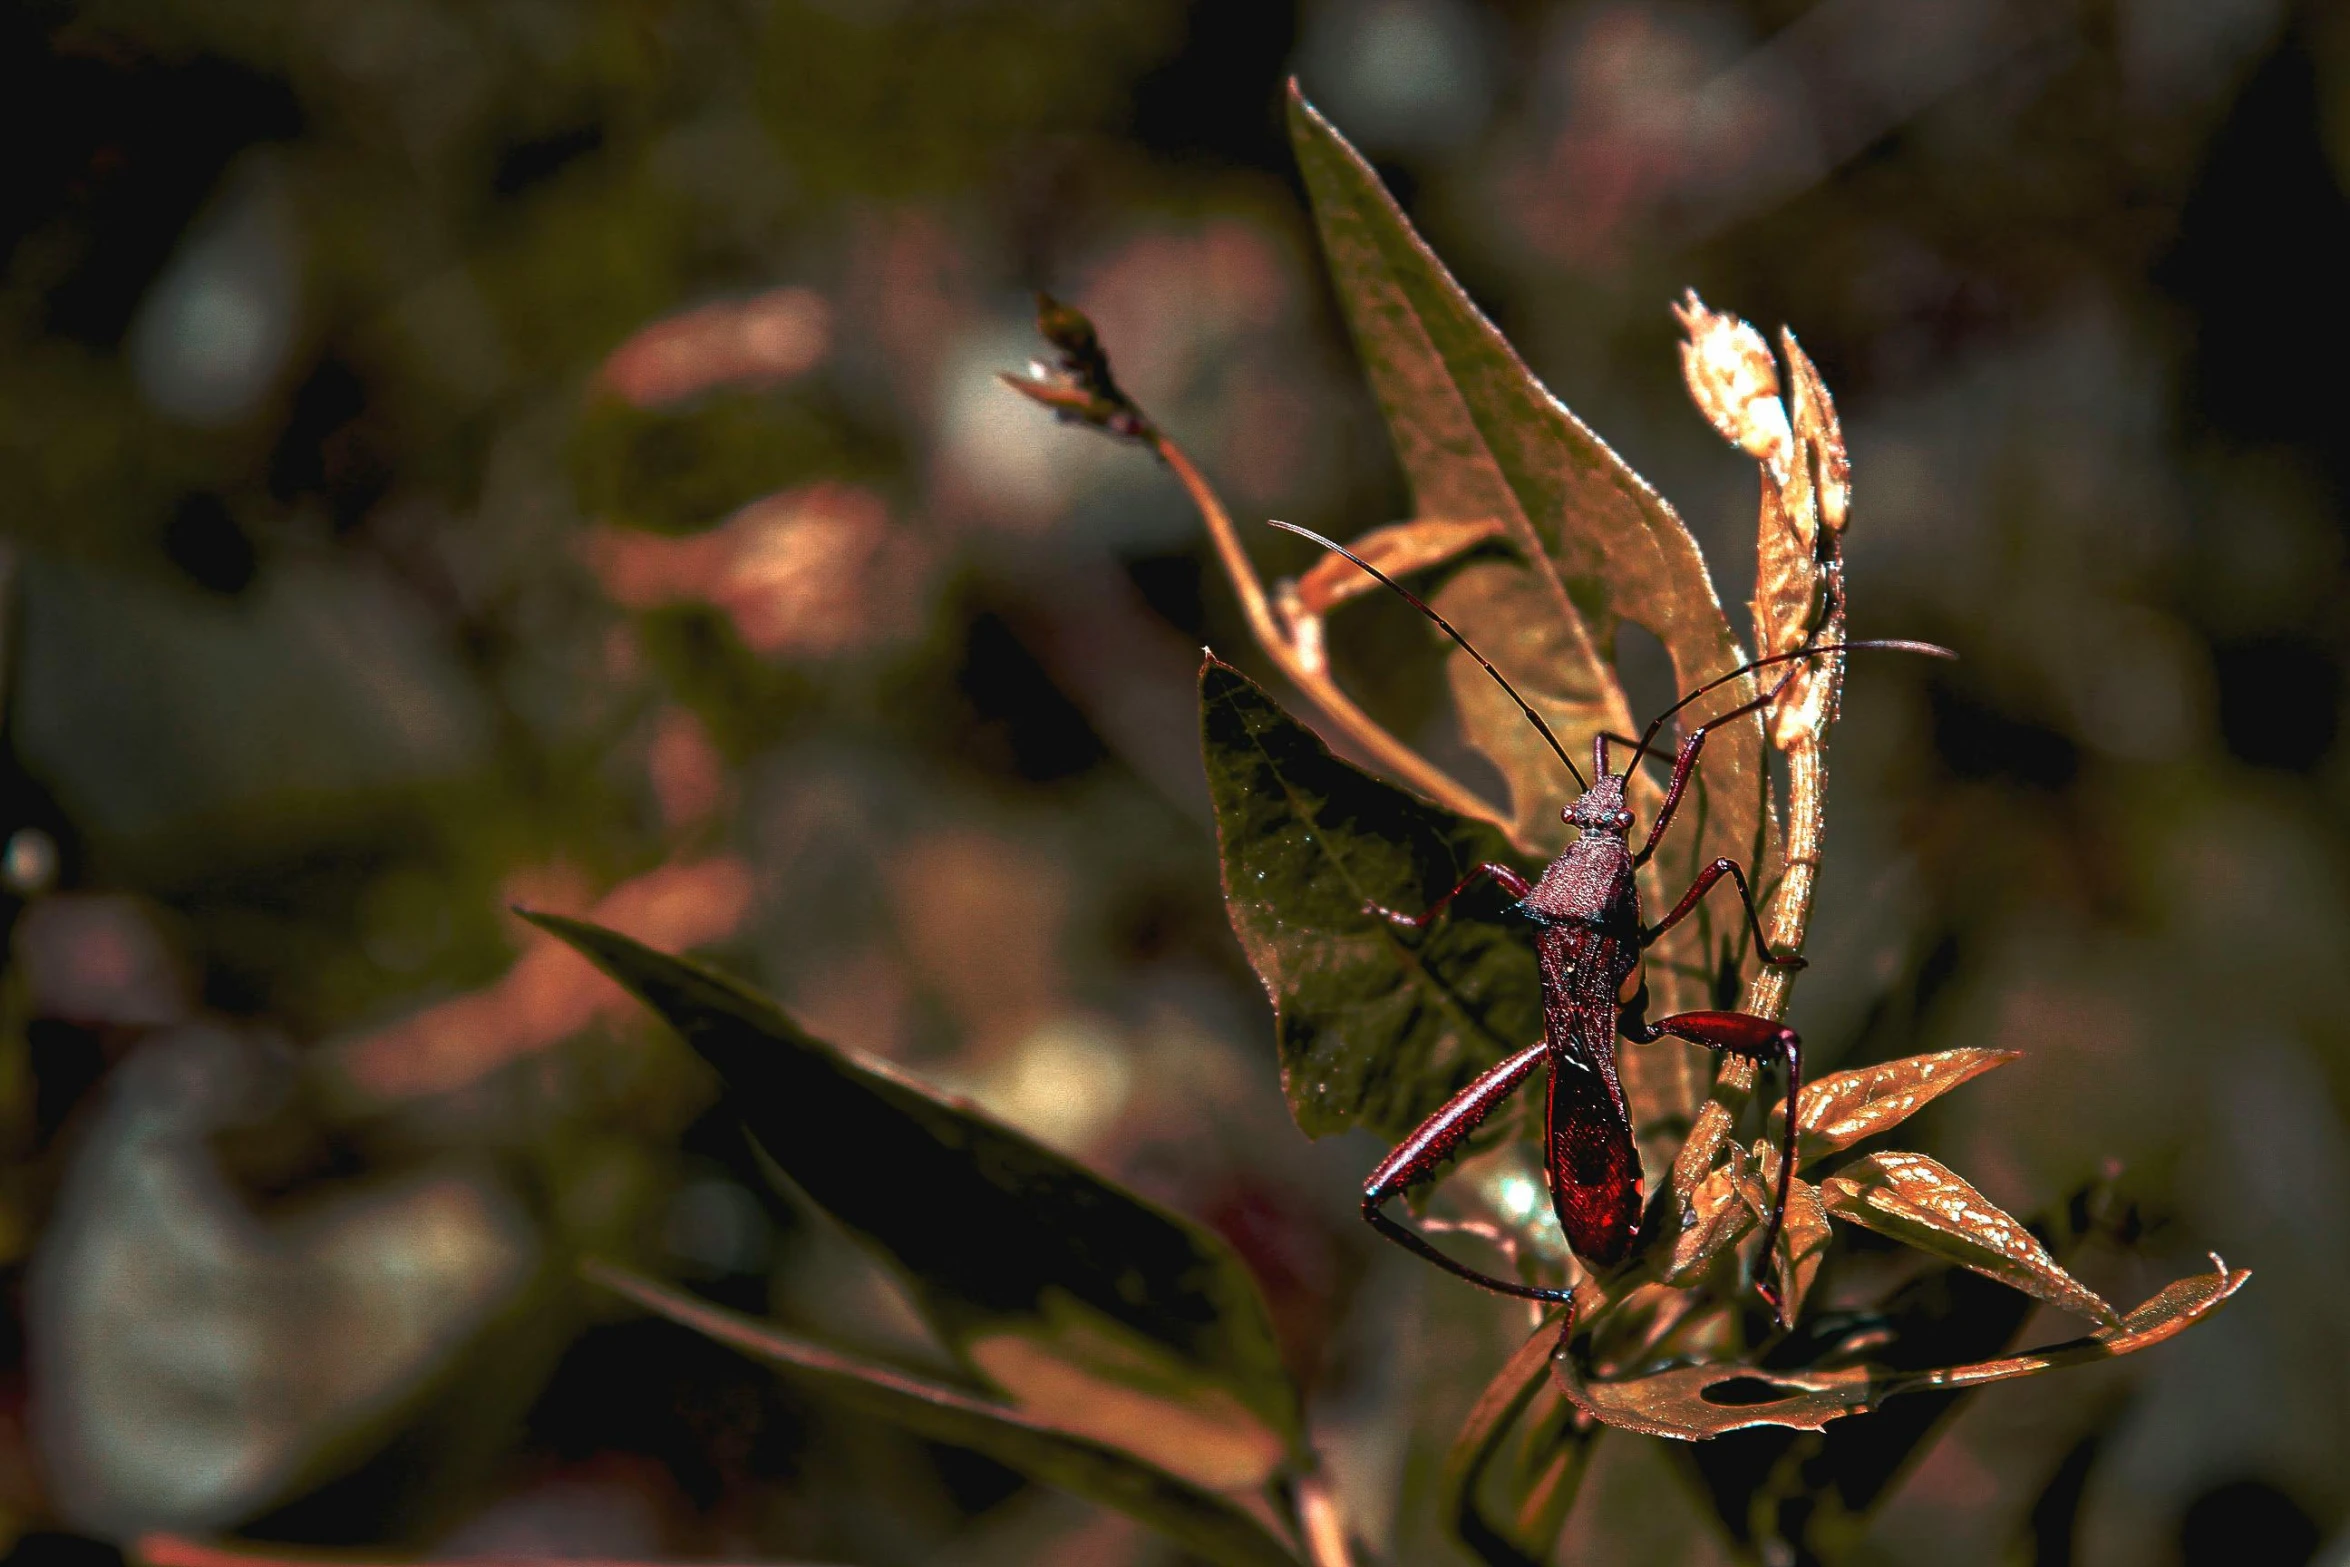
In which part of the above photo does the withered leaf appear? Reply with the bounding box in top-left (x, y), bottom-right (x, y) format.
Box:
top-left (1290, 517), bottom-right (1504, 617)
top-left (1821, 1153), bottom-right (2119, 1327)
top-left (588, 1263), bottom-right (1304, 1567)
top-left (1552, 1260), bottom-right (2247, 1439)
top-left (1000, 294), bottom-right (1155, 442)
top-left (1769, 1048), bottom-right (2023, 1168)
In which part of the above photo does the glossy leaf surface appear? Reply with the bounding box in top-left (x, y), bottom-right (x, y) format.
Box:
top-left (528, 914), bottom-right (1303, 1484)
top-left (1770, 1048), bottom-right (2022, 1168)
top-left (588, 1263), bottom-right (1303, 1567)
top-left (1553, 1261), bottom-right (2246, 1439)
top-left (1202, 657), bottom-right (1542, 1142)
top-left (1821, 1152), bottom-right (2118, 1326)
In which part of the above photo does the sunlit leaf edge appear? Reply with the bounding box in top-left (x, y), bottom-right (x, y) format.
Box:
top-left (586, 1262), bottom-right (1305, 1567)
top-left (523, 911), bottom-right (1306, 1466)
top-left (1549, 1260), bottom-right (2246, 1440)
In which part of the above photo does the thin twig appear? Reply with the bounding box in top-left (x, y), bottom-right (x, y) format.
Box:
top-left (1156, 438), bottom-right (1509, 828)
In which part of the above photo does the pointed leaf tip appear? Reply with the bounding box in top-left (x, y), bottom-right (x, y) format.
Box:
top-left (532, 915), bottom-right (1305, 1480)
top-left (1775, 1047), bottom-right (2023, 1166)
top-left (1822, 1152), bottom-right (2119, 1327)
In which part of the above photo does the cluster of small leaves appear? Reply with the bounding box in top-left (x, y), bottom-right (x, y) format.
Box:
top-left (555, 88), bottom-right (2246, 1567)
top-left (1187, 86), bottom-right (2243, 1563)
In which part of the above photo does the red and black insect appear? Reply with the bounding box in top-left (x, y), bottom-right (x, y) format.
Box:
top-left (1270, 521), bottom-right (1946, 1317)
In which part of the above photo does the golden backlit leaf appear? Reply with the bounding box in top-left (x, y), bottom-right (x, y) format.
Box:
top-left (1551, 1261), bottom-right (2248, 1439)
top-left (1290, 517), bottom-right (1504, 616)
top-left (1768, 1048), bottom-right (2023, 1167)
top-left (1821, 1153), bottom-right (2120, 1327)
top-left (1761, 332), bottom-right (1849, 747)
top-left (1672, 293), bottom-right (1790, 470)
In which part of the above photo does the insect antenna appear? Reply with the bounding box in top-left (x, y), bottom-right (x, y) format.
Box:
top-left (1269, 520), bottom-right (1588, 789)
top-left (1617, 638), bottom-right (1955, 779)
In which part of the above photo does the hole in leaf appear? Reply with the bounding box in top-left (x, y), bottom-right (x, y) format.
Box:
top-left (1613, 622), bottom-right (1678, 752)
top-left (1699, 1375), bottom-right (1805, 1407)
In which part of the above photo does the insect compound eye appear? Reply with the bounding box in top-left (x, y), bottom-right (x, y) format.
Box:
top-left (1612, 812), bottom-right (1634, 831)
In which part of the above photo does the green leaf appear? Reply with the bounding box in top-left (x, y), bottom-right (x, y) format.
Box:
top-left (1552, 1260), bottom-right (2247, 1439)
top-left (1200, 656), bottom-right (1542, 1143)
top-left (526, 914), bottom-right (1303, 1490)
top-left (1286, 84), bottom-right (1775, 1124)
top-left (588, 1263), bottom-right (1303, 1567)
top-left (1769, 1048), bottom-right (2022, 1168)
top-left (1821, 1153), bottom-right (2120, 1327)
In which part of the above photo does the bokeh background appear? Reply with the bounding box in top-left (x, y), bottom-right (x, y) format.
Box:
top-left (0, 0), bottom-right (2345, 1563)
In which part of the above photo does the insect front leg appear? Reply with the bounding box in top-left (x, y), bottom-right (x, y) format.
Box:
top-left (1362, 1040), bottom-right (1573, 1303)
top-left (1622, 1002), bottom-right (1804, 1322)
top-left (1364, 861), bottom-right (1532, 931)
top-left (1646, 856), bottom-right (1806, 969)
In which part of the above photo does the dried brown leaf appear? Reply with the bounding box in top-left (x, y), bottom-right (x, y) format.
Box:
top-left (1769, 1048), bottom-right (2023, 1167)
top-left (1822, 1152), bottom-right (2119, 1327)
top-left (1551, 1260), bottom-right (2248, 1439)
top-left (1290, 517), bottom-right (1504, 616)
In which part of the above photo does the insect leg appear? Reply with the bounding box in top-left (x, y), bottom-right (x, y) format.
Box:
top-left (1645, 857), bottom-right (1804, 969)
top-left (1632, 662), bottom-right (1806, 867)
top-left (1364, 862), bottom-right (1533, 930)
top-left (1628, 1008), bottom-right (1803, 1322)
top-left (1363, 1040), bottom-right (1572, 1302)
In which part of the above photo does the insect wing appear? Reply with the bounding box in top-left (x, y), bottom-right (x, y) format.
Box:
top-left (1545, 1019), bottom-right (1642, 1266)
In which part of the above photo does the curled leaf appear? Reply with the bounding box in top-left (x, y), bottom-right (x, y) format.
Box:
top-left (1289, 517), bottom-right (1504, 617)
top-left (1821, 1153), bottom-right (2119, 1327)
top-left (1201, 656), bottom-right (1542, 1143)
top-left (1552, 1261), bottom-right (2248, 1439)
top-left (1672, 292), bottom-right (1790, 470)
top-left (588, 1263), bottom-right (1305, 1567)
top-left (1770, 1048), bottom-right (2022, 1167)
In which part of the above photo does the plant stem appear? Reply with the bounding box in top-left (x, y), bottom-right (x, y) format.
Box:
top-left (1295, 1471), bottom-right (1356, 1567)
top-left (1156, 437), bottom-right (1508, 829)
